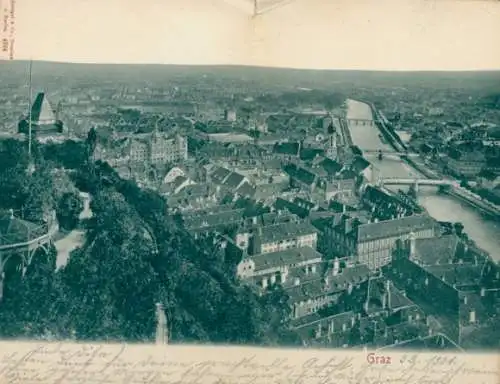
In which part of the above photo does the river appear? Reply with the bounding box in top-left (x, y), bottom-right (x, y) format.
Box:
top-left (345, 99), bottom-right (500, 261)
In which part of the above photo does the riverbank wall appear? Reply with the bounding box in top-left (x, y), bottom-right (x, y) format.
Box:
top-left (366, 102), bottom-right (407, 152)
top-left (444, 188), bottom-right (500, 221)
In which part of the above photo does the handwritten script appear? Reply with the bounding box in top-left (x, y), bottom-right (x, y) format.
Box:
top-left (0, 342), bottom-right (497, 384)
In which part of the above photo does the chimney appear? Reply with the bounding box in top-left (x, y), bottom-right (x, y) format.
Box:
top-left (262, 277), bottom-right (268, 289)
top-left (294, 277), bottom-right (300, 286)
top-left (480, 287), bottom-right (486, 297)
top-left (409, 232), bottom-right (416, 258)
top-left (333, 258), bottom-right (340, 276)
top-left (270, 274), bottom-right (276, 285)
top-left (344, 217), bottom-right (352, 234)
top-left (9, 209), bottom-right (14, 219)
top-left (252, 216), bottom-right (258, 225)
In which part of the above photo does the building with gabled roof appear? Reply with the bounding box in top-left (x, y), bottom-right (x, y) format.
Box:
top-left (94, 130), bottom-right (188, 168)
top-left (378, 333), bottom-right (464, 351)
top-left (321, 212), bottom-right (438, 270)
top-left (236, 246), bottom-right (323, 285)
top-left (388, 239), bottom-right (500, 344)
top-left (250, 220), bottom-right (319, 255)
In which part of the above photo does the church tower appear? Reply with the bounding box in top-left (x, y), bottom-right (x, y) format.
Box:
top-left (325, 123), bottom-right (338, 161)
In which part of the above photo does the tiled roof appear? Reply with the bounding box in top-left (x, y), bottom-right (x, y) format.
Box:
top-left (273, 142), bottom-right (300, 156)
top-left (350, 155), bottom-right (371, 173)
top-left (293, 197), bottom-right (316, 211)
top-left (172, 176), bottom-right (189, 191)
top-left (319, 158), bottom-right (343, 175)
top-left (249, 246), bottom-right (322, 272)
top-left (292, 311), bottom-right (355, 332)
top-left (424, 264), bottom-right (483, 287)
top-left (254, 183), bottom-right (287, 200)
top-left (259, 220), bottom-right (318, 244)
top-left (266, 114), bottom-right (294, 130)
top-left (356, 214), bottom-right (436, 243)
top-left (338, 169), bottom-right (358, 180)
top-left (310, 213), bottom-right (344, 232)
top-left (173, 183), bottom-right (211, 198)
top-left (412, 235), bottom-right (460, 266)
top-left (274, 198), bottom-right (309, 219)
top-left (182, 207), bottom-right (245, 230)
top-left (236, 181), bottom-right (256, 198)
top-left (388, 285), bottom-right (415, 310)
top-left (284, 163), bottom-right (317, 186)
top-left (325, 264), bottom-right (371, 288)
top-left (300, 147), bottom-right (324, 161)
top-left (379, 333), bottom-right (463, 351)
top-left (210, 166), bottom-right (231, 184)
top-left (224, 172), bottom-right (246, 189)
top-left (286, 280), bottom-right (331, 303)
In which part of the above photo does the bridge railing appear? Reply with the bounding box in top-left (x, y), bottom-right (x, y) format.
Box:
top-left (0, 223), bottom-right (50, 249)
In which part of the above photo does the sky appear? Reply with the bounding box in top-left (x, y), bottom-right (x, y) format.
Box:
top-left (3, 0), bottom-right (500, 70)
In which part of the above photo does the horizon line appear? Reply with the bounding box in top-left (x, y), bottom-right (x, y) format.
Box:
top-left (3, 59), bottom-right (500, 73)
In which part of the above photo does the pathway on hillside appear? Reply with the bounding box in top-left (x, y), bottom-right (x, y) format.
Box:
top-left (54, 192), bottom-right (92, 270)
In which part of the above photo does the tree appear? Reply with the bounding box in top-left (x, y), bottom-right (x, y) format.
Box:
top-left (0, 139), bottom-right (30, 209)
top-left (86, 127), bottom-right (98, 161)
top-left (453, 222), bottom-right (464, 237)
top-left (19, 164), bottom-right (56, 223)
top-left (408, 183), bottom-right (418, 200)
top-left (56, 192), bottom-right (84, 231)
top-left (0, 156), bottom-right (300, 346)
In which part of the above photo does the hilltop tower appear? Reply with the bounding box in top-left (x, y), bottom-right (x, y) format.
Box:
top-left (18, 92), bottom-right (65, 137)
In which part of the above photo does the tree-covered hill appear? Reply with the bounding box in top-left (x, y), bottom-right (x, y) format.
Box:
top-left (0, 137), bottom-right (300, 346)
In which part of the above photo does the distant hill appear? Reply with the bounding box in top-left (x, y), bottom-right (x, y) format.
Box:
top-left (2, 60), bottom-right (500, 92)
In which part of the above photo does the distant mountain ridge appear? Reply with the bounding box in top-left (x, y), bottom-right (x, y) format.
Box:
top-left (2, 60), bottom-right (500, 92)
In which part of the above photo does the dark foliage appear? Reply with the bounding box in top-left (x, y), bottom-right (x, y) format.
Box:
top-left (0, 149), bottom-right (297, 345)
top-left (56, 192), bottom-right (84, 231)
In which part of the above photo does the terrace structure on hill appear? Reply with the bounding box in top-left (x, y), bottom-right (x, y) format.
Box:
top-left (0, 209), bottom-right (58, 300)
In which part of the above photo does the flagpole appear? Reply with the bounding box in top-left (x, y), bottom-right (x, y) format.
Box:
top-left (28, 59), bottom-right (33, 156)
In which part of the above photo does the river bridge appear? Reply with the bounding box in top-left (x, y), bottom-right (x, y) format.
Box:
top-left (362, 149), bottom-right (420, 158)
top-left (377, 178), bottom-right (500, 218)
top-left (379, 177), bottom-right (457, 190)
top-left (346, 117), bottom-right (375, 126)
